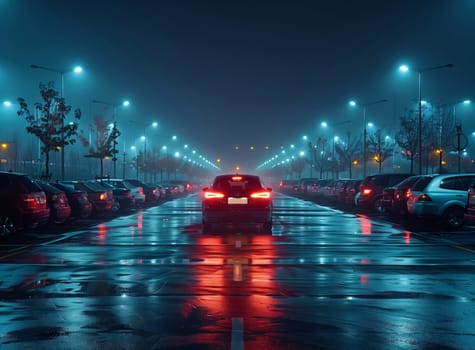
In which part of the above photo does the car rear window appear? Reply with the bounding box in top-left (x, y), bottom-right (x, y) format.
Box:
top-left (214, 176), bottom-right (262, 193)
top-left (411, 176), bottom-right (434, 191)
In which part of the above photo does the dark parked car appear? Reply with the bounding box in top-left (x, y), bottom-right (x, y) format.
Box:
top-left (381, 175), bottom-right (425, 215)
top-left (357, 173), bottom-right (413, 212)
top-left (59, 181), bottom-right (114, 216)
top-left (202, 174), bottom-right (273, 233)
top-left (35, 181), bottom-right (71, 224)
top-left (50, 182), bottom-right (92, 220)
top-left (0, 171), bottom-right (50, 236)
top-left (95, 181), bottom-right (136, 212)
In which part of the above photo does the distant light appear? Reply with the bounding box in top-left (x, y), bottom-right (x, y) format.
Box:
top-left (2, 101), bottom-right (12, 107)
top-left (463, 100), bottom-right (471, 105)
top-left (321, 122), bottom-right (328, 128)
top-left (172, 135), bottom-right (177, 141)
top-left (73, 66), bottom-right (83, 74)
top-left (349, 100), bottom-right (357, 107)
top-left (141, 136), bottom-right (146, 141)
top-left (421, 100), bottom-right (428, 105)
top-left (152, 122), bottom-right (158, 127)
top-left (302, 135), bottom-right (308, 141)
top-left (162, 146), bottom-right (167, 151)
top-left (399, 65), bottom-right (409, 73)
top-left (122, 100), bottom-right (130, 107)
top-left (299, 151), bottom-right (305, 157)
top-left (174, 151), bottom-right (180, 158)
top-left (368, 122), bottom-right (374, 128)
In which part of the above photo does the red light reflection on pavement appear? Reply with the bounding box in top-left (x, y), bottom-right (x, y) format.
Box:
top-left (404, 231), bottom-right (411, 244)
top-left (359, 216), bottom-right (372, 235)
top-left (179, 232), bottom-right (289, 349)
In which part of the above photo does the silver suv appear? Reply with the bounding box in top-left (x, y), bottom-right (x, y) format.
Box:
top-left (406, 173), bottom-right (475, 229)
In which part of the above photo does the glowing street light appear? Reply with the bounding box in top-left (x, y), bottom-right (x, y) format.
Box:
top-left (399, 62), bottom-right (454, 174)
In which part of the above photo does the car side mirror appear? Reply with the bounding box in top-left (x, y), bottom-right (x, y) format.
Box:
top-left (202, 187), bottom-right (209, 192)
top-left (266, 187), bottom-right (272, 192)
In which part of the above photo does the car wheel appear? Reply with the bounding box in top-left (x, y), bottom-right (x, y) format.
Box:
top-left (443, 206), bottom-right (464, 229)
top-left (0, 214), bottom-right (17, 237)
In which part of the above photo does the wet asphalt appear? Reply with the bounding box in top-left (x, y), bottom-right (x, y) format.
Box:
top-left (0, 193), bottom-right (474, 349)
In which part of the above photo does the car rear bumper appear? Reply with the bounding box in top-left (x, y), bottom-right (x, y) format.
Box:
top-left (203, 207), bottom-right (272, 224)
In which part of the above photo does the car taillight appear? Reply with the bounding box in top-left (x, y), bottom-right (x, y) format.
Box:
top-left (362, 188), bottom-right (372, 195)
top-left (99, 192), bottom-right (107, 200)
top-left (21, 193), bottom-right (45, 209)
top-left (417, 194), bottom-right (432, 201)
top-left (250, 191), bottom-right (271, 199)
top-left (204, 191), bottom-right (224, 199)
top-left (152, 188), bottom-right (158, 195)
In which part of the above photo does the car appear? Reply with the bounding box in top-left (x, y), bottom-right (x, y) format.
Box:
top-left (357, 173), bottom-right (413, 212)
top-left (406, 173), bottom-right (475, 229)
top-left (381, 175), bottom-right (425, 215)
top-left (0, 171), bottom-right (50, 236)
top-left (99, 179), bottom-right (146, 206)
top-left (59, 181), bottom-right (114, 216)
top-left (124, 179), bottom-right (160, 204)
top-left (278, 179), bottom-right (299, 194)
top-left (50, 182), bottom-right (92, 220)
top-left (95, 181), bottom-right (136, 212)
top-left (35, 181), bottom-right (71, 224)
top-left (202, 174), bottom-right (273, 233)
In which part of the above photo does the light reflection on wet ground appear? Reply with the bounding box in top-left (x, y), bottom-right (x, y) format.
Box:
top-left (0, 193), bottom-right (474, 349)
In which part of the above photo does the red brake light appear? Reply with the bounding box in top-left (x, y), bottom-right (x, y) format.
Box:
top-left (250, 191), bottom-right (271, 199)
top-left (99, 192), bottom-right (107, 200)
top-left (204, 191), bottom-right (225, 199)
top-left (232, 176), bottom-right (243, 182)
top-left (418, 194), bottom-right (432, 201)
top-left (362, 188), bottom-right (372, 195)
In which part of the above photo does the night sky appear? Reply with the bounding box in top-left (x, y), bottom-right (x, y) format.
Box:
top-left (1, 0), bottom-right (474, 173)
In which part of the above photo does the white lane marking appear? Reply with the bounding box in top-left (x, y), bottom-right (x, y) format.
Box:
top-left (231, 317), bottom-right (244, 350)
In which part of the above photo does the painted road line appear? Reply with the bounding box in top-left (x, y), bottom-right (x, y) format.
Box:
top-left (231, 317), bottom-right (244, 350)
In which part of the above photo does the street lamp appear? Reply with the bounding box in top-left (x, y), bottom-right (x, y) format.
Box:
top-left (349, 99), bottom-right (388, 178)
top-left (30, 64), bottom-right (83, 180)
top-left (92, 99), bottom-right (130, 178)
top-left (399, 63), bottom-right (454, 174)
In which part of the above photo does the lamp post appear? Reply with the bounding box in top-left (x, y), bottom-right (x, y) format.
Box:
top-left (349, 99), bottom-right (388, 178)
top-left (399, 63), bottom-right (453, 174)
top-left (92, 99), bottom-right (130, 178)
top-left (30, 64), bottom-right (83, 180)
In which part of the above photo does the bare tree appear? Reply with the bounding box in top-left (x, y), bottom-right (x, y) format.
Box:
top-left (395, 108), bottom-right (418, 174)
top-left (78, 114), bottom-right (120, 179)
top-left (17, 81), bottom-right (81, 180)
top-left (367, 129), bottom-right (395, 173)
top-left (334, 131), bottom-right (361, 179)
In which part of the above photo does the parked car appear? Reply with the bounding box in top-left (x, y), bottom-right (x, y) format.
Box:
top-left (95, 181), bottom-right (136, 212)
top-left (50, 182), bottom-right (92, 220)
top-left (297, 178), bottom-right (319, 196)
top-left (124, 179), bottom-right (160, 204)
top-left (381, 175), bottom-right (425, 215)
top-left (35, 181), bottom-right (71, 224)
top-left (100, 179), bottom-right (146, 205)
top-left (357, 173), bottom-right (413, 212)
top-left (406, 173), bottom-right (475, 228)
top-left (0, 171), bottom-right (50, 236)
top-left (59, 181), bottom-right (114, 216)
top-left (278, 179), bottom-right (299, 194)
top-left (202, 174), bottom-right (273, 233)
top-left (341, 179), bottom-right (362, 206)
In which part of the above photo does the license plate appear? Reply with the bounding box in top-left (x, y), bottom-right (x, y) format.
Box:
top-left (228, 197), bottom-right (248, 205)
